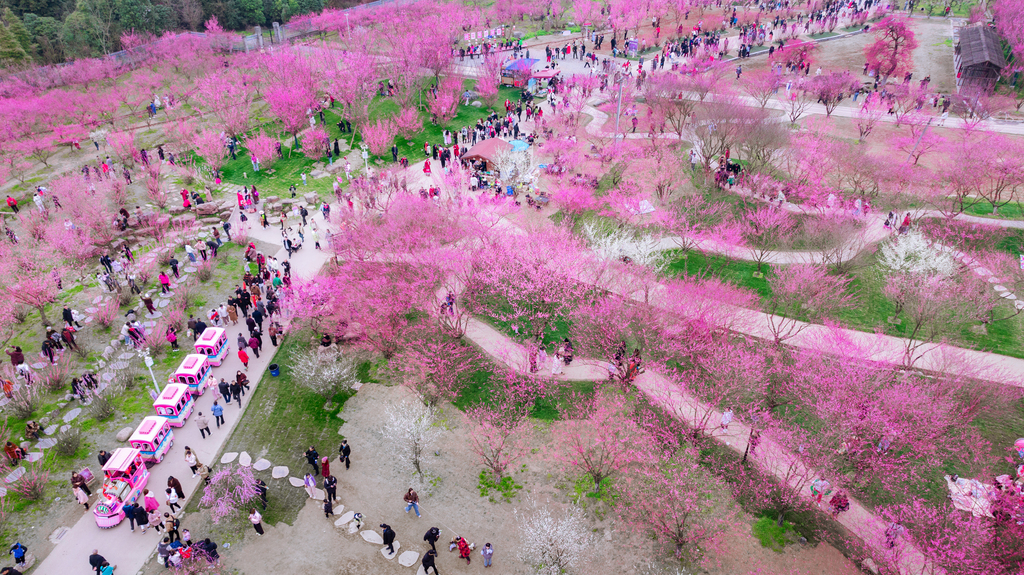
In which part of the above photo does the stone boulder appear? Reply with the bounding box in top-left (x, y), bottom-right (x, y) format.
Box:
top-left (196, 202), bottom-right (220, 216)
top-left (115, 426), bottom-right (134, 442)
top-left (303, 192), bottom-right (319, 205)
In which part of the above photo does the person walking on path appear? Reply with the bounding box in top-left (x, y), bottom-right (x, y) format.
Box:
top-left (196, 413), bottom-right (211, 439)
top-left (165, 488), bottom-right (180, 513)
top-left (184, 447), bottom-right (199, 477)
top-left (72, 471), bottom-right (92, 497)
top-left (122, 502), bottom-right (138, 532)
top-left (424, 527), bottom-right (440, 553)
top-left (320, 456), bottom-right (330, 478)
top-left (229, 379), bottom-right (243, 406)
top-left (324, 474), bottom-right (337, 502)
top-left (404, 488), bottom-right (421, 517)
top-left (422, 549), bottom-right (439, 575)
top-left (163, 513), bottom-right (180, 543)
top-left (323, 498), bottom-right (334, 518)
top-left (135, 504), bottom-right (150, 533)
top-left (218, 379), bottom-right (231, 405)
top-left (74, 483), bottom-right (90, 510)
top-left (303, 473), bottom-right (317, 499)
top-left (249, 509), bottom-right (264, 535)
top-left (338, 440), bottom-right (351, 469)
top-left (167, 476), bottom-right (185, 499)
top-left (481, 543), bottom-right (494, 567)
top-left (381, 524), bottom-right (396, 555)
top-left (305, 446), bottom-right (320, 475)
top-left (237, 348), bottom-right (249, 369)
top-left (88, 550), bottom-right (105, 575)
top-left (211, 401), bottom-right (225, 428)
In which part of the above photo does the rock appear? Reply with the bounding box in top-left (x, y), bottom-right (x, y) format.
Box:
top-left (36, 438), bottom-right (56, 449)
top-left (337, 511), bottom-right (354, 526)
top-left (221, 452), bottom-right (238, 464)
top-left (381, 542), bottom-right (400, 558)
top-left (265, 196), bottom-right (281, 204)
top-left (303, 192), bottom-right (318, 205)
top-left (116, 426), bottom-right (134, 442)
top-left (5, 467), bottom-right (26, 483)
top-left (43, 425), bottom-right (57, 436)
top-left (92, 295), bottom-right (104, 304)
top-left (288, 477), bottom-right (304, 487)
top-left (238, 452), bottom-right (252, 467)
top-left (158, 300), bottom-right (169, 308)
top-left (471, 101), bottom-right (482, 107)
top-left (63, 408), bottom-right (82, 423)
top-left (398, 551), bottom-right (419, 567)
top-left (862, 558), bottom-right (880, 574)
top-left (253, 459), bottom-right (271, 471)
top-left (348, 522), bottom-right (360, 534)
top-left (361, 530), bottom-right (384, 545)
top-left (513, 30), bottom-right (525, 38)
top-left (196, 203), bottom-right (220, 216)
top-left (417, 567), bottom-right (427, 575)
top-left (25, 452), bottom-right (43, 462)
top-left (272, 466), bottom-right (289, 479)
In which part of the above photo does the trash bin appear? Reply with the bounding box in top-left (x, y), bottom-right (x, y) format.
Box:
top-left (269, 364), bottom-right (280, 377)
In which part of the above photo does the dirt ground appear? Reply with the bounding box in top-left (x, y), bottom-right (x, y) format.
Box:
top-left (144, 383), bottom-right (862, 575)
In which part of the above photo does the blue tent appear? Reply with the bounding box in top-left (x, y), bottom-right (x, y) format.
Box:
top-left (503, 58), bottom-right (538, 74)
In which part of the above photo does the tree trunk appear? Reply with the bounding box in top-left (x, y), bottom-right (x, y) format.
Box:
top-left (35, 304), bottom-right (50, 327)
top-left (776, 510), bottom-right (787, 527)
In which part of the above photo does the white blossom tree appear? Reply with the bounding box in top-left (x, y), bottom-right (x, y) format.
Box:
top-left (581, 221), bottom-right (667, 270)
top-left (878, 230), bottom-right (959, 277)
top-left (289, 346), bottom-right (359, 408)
top-left (383, 401), bottom-right (442, 478)
top-left (515, 500), bottom-right (593, 575)
top-left (493, 148), bottom-right (535, 187)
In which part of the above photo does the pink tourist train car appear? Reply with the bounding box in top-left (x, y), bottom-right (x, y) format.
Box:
top-left (169, 354), bottom-right (213, 396)
top-left (93, 448), bottom-right (148, 528)
top-left (194, 327), bottom-right (229, 366)
top-left (129, 416), bottom-right (174, 464)
top-left (153, 383), bottom-right (194, 427)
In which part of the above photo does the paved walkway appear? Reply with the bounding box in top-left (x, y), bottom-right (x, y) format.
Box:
top-left (31, 201), bottom-right (336, 575)
top-left (459, 312), bottom-right (928, 575)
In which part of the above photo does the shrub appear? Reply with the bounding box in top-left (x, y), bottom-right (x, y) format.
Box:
top-left (8, 386), bottom-right (36, 420)
top-left (90, 391), bottom-right (115, 421)
top-left (196, 260), bottom-right (213, 282)
top-left (12, 306), bottom-right (29, 323)
top-left (40, 357), bottom-right (73, 393)
top-left (13, 465), bottom-right (49, 501)
top-left (173, 280), bottom-right (198, 311)
top-left (54, 426), bottom-right (82, 458)
top-left (93, 299), bottom-right (120, 329)
top-left (113, 366), bottom-right (141, 392)
top-left (116, 289), bottom-right (134, 307)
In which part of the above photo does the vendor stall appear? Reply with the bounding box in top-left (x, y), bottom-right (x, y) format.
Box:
top-left (462, 138), bottom-right (513, 171)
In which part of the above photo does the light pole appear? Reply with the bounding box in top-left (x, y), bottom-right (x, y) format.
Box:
top-left (140, 351), bottom-right (161, 396)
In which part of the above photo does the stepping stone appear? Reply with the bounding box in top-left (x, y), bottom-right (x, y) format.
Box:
top-left (288, 477), bottom-right (304, 487)
top-left (987, 276), bottom-right (999, 283)
top-left (399, 551), bottom-right (420, 567)
top-left (63, 408), bottom-right (82, 422)
top-left (1016, 300), bottom-right (1024, 310)
top-left (36, 438), bottom-right (56, 449)
top-left (83, 317), bottom-right (94, 324)
top-left (111, 361), bottom-right (128, 370)
top-left (337, 510), bottom-right (354, 525)
top-left (118, 352), bottom-right (135, 360)
top-left (184, 266), bottom-right (197, 273)
top-left (31, 362), bottom-right (47, 370)
top-left (348, 522), bottom-right (361, 534)
top-left (220, 452), bottom-right (238, 464)
top-left (43, 425), bottom-right (57, 435)
top-left (102, 373), bottom-right (115, 381)
top-left (238, 452), bottom-right (252, 467)
top-left (361, 530), bottom-right (384, 545)
top-left (92, 296), bottom-right (104, 304)
top-left (5, 467), bottom-right (25, 483)
top-left (146, 312), bottom-right (163, 319)
top-left (0, 487), bottom-right (6, 497)
top-left (994, 285), bottom-right (1008, 292)
top-left (418, 567), bottom-right (427, 575)
top-left (381, 542), bottom-right (400, 559)
top-left (333, 504), bottom-right (344, 515)
top-left (253, 459), bottom-right (271, 471)
top-left (25, 452), bottom-right (43, 462)
top-left (144, 321), bottom-right (156, 328)
top-left (60, 425), bottom-right (69, 433)
top-left (85, 307), bottom-right (99, 313)
top-left (271, 466), bottom-right (289, 479)
top-left (158, 300), bottom-right (170, 308)
top-left (1001, 292), bottom-right (1017, 300)
top-left (352, 382), bottom-right (364, 391)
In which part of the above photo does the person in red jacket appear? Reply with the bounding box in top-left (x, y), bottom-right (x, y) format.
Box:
top-left (5, 195), bottom-right (17, 213)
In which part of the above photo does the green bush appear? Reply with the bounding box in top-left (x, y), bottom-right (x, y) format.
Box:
top-left (477, 470), bottom-right (523, 503)
top-left (752, 515), bottom-right (793, 551)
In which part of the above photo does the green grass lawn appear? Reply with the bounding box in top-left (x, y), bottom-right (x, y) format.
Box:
top-left (664, 248), bottom-right (1024, 359)
top-left (209, 334), bottom-right (354, 527)
top-left (964, 200), bottom-right (1024, 220)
